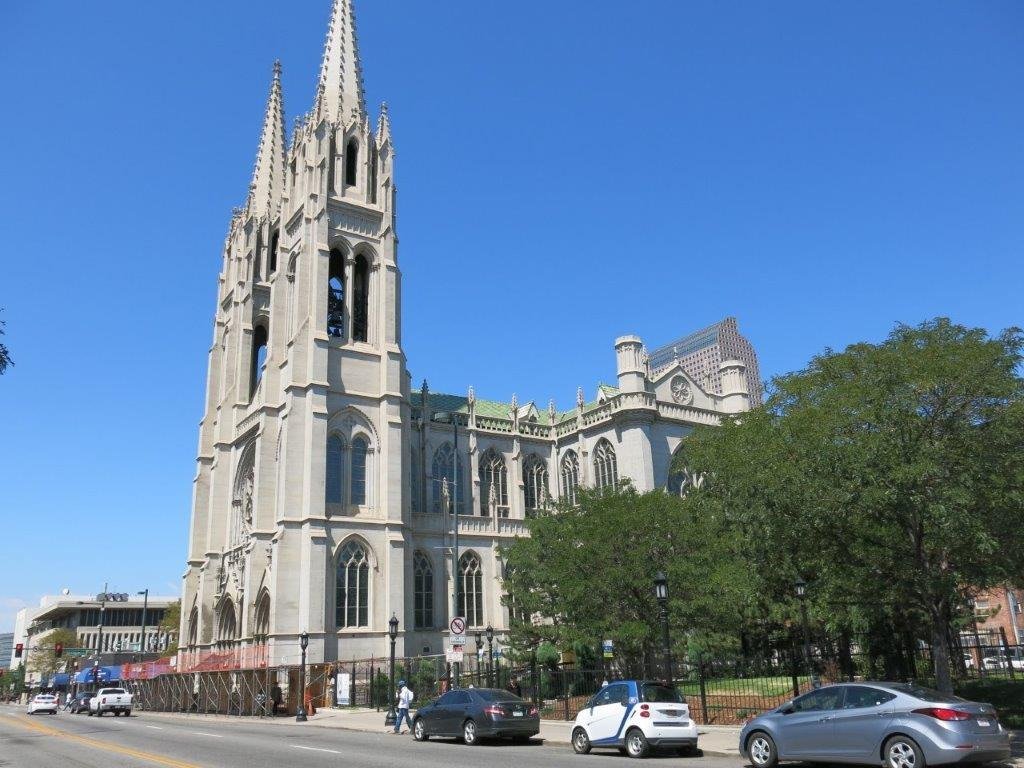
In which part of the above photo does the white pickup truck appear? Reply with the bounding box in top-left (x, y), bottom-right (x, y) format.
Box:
top-left (89, 687), bottom-right (133, 717)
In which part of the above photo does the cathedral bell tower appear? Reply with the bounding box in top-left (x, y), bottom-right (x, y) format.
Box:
top-left (182, 0), bottom-right (408, 668)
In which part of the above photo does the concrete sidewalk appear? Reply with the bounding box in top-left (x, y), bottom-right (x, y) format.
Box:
top-left (140, 706), bottom-right (743, 756)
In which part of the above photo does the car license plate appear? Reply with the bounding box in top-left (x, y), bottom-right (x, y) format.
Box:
top-left (663, 710), bottom-right (680, 717)
top-left (977, 719), bottom-right (990, 727)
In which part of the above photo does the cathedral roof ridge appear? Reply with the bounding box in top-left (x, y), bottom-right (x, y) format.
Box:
top-left (313, 0), bottom-right (366, 125)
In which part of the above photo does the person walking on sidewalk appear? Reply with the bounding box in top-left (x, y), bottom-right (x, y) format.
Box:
top-left (392, 680), bottom-right (414, 734)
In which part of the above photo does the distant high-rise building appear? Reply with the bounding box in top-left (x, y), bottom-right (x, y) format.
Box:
top-left (0, 633), bottom-right (12, 670)
top-left (649, 317), bottom-right (763, 405)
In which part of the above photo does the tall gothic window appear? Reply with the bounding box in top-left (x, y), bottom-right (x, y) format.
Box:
top-left (250, 324), bottom-right (268, 399)
top-left (326, 435), bottom-right (344, 505)
top-left (327, 249), bottom-right (345, 338)
top-left (351, 435), bottom-right (368, 505)
top-left (186, 607), bottom-right (198, 648)
top-left (523, 454), bottom-right (549, 516)
top-left (345, 139), bottom-right (358, 187)
top-left (560, 450), bottom-right (580, 505)
top-left (269, 230), bottom-right (279, 274)
top-left (459, 552), bottom-right (484, 627)
top-left (216, 599), bottom-right (237, 646)
top-left (410, 448), bottom-right (420, 514)
top-left (479, 449), bottom-right (509, 516)
top-left (353, 255), bottom-right (368, 342)
top-left (431, 442), bottom-right (464, 515)
top-left (593, 439), bottom-right (618, 492)
top-left (253, 592), bottom-right (270, 642)
top-left (413, 551), bottom-right (433, 629)
top-left (336, 540), bottom-right (370, 628)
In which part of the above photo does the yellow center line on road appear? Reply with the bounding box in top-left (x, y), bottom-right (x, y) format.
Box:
top-left (2, 713), bottom-right (205, 768)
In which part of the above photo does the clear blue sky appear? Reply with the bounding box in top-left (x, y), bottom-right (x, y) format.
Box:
top-left (1, 1), bottom-right (1021, 632)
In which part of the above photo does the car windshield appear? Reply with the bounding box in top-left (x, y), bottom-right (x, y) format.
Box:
top-left (641, 684), bottom-right (683, 703)
top-left (474, 690), bottom-right (522, 702)
top-left (885, 683), bottom-right (965, 703)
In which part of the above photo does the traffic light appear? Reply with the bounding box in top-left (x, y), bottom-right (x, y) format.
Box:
top-left (55, 643), bottom-right (63, 658)
top-left (14, 643), bottom-right (23, 658)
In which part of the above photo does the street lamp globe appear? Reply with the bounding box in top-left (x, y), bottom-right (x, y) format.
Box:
top-left (653, 571), bottom-right (668, 602)
top-left (485, 625), bottom-right (494, 643)
top-left (300, 631), bottom-right (309, 651)
top-left (794, 577), bottom-right (807, 599)
top-left (388, 614), bottom-right (399, 640)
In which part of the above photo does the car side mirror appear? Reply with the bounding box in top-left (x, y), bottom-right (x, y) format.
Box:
top-left (780, 702), bottom-right (795, 715)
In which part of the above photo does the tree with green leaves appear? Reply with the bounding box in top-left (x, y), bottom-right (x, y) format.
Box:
top-left (0, 308), bottom-right (12, 375)
top-left (160, 600), bottom-right (180, 656)
top-left (683, 318), bottom-right (1024, 692)
top-left (27, 628), bottom-right (79, 681)
top-left (501, 483), bottom-right (758, 672)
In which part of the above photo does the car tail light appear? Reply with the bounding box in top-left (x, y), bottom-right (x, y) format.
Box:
top-left (912, 708), bottom-right (971, 721)
top-left (640, 704), bottom-right (649, 711)
top-left (640, 711), bottom-right (651, 718)
top-left (484, 706), bottom-right (504, 717)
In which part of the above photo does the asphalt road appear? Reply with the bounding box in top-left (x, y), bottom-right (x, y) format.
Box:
top-left (0, 708), bottom-right (748, 768)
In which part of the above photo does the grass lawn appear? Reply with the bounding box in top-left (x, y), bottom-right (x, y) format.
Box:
top-left (678, 675), bottom-right (807, 698)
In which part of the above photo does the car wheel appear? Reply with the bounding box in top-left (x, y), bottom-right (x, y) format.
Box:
top-left (625, 728), bottom-right (650, 759)
top-left (884, 735), bottom-right (925, 768)
top-left (463, 719), bottom-right (478, 746)
top-left (572, 727), bottom-right (592, 754)
top-left (747, 731), bottom-right (778, 768)
top-left (413, 718), bottom-right (429, 742)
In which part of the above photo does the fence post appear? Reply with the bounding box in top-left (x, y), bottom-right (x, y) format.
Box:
top-left (698, 656), bottom-right (709, 726)
top-left (999, 627), bottom-right (1016, 681)
top-left (562, 665), bottom-right (570, 721)
top-left (790, 639), bottom-right (801, 698)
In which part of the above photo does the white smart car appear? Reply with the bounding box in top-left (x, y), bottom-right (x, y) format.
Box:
top-left (28, 693), bottom-right (59, 715)
top-left (571, 680), bottom-right (698, 758)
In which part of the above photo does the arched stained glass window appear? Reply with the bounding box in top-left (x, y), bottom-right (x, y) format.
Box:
top-left (479, 449), bottom-right (508, 516)
top-left (336, 540), bottom-right (370, 628)
top-left (523, 454), bottom-right (549, 516)
top-left (351, 435), bottom-right (368, 505)
top-left (327, 249), bottom-right (345, 338)
top-left (431, 442), bottom-right (464, 515)
top-left (345, 139), bottom-right (358, 187)
top-left (459, 552), bottom-right (484, 627)
top-left (326, 435), bottom-right (344, 505)
top-left (560, 450), bottom-right (580, 506)
top-left (353, 255), bottom-right (368, 342)
top-left (593, 439), bottom-right (618, 492)
top-left (413, 551), bottom-right (433, 629)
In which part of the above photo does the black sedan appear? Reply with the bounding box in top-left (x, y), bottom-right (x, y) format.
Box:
top-left (412, 688), bottom-right (540, 745)
top-left (69, 692), bottom-right (93, 714)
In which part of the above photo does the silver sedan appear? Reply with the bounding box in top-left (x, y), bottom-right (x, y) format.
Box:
top-left (738, 682), bottom-right (1010, 768)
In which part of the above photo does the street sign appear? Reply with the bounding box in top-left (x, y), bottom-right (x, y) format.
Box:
top-left (602, 639), bottom-right (614, 659)
top-left (449, 616), bottom-right (466, 646)
top-left (66, 648), bottom-right (89, 658)
top-left (446, 647), bottom-right (464, 663)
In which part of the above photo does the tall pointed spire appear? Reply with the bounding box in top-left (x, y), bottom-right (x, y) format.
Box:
top-left (248, 60), bottom-right (287, 219)
top-left (376, 101), bottom-right (392, 145)
top-left (313, 0), bottom-right (366, 124)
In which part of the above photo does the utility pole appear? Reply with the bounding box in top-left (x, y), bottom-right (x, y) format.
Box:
top-left (138, 589), bottom-right (149, 658)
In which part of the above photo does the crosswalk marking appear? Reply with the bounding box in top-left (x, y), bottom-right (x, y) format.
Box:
top-left (292, 745), bottom-right (341, 754)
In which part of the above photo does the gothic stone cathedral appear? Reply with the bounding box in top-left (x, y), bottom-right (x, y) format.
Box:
top-left (180, 0), bottom-right (758, 668)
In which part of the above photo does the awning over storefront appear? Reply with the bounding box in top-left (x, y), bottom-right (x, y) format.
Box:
top-left (48, 673), bottom-right (71, 687)
top-left (73, 666), bottom-right (120, 684)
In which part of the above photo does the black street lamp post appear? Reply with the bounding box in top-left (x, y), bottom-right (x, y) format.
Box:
top-left (385, 615), bottom-right (399, 726)
top-left (475, 631), bottom-right (483, 686)
top-left (967, 596), bottom-right (986, 679)
top-left (795, 578), bottom-right (818, 689)
top-left (653, 572), bottom-right (673, 685)
top-left (296, 632), bottom-right (309, 722)
top-left (138, 589), bottom-right (149, 660)
top-left (486, 625), bottom-right (494, 688)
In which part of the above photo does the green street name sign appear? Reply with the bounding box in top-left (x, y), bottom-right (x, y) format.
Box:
top-left (66, 648), bottom-right (90, 657)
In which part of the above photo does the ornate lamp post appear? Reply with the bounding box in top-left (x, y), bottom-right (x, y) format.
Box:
top-left (486, 625), bottom-right (495, 688)
top-left (653, 572), bottom-right (673, 685)
top-left (794, 578), bottom-right (818, 689)
top-left (296, 631), bottom-right (309, 722)
top-left (385, 614), bottom-right (399, 726)
top-left (475, 631), bottom-right (483, 686)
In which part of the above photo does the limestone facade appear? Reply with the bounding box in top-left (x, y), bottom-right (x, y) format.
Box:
top-left (179, 0), bottom-right (757, 667)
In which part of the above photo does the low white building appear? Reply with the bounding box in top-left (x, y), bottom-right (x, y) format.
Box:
top-left (179, 0), bottom-right (758, 668)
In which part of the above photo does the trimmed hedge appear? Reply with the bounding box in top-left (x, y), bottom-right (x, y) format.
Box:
top-left (956, 679), bottom-right (1024, 729)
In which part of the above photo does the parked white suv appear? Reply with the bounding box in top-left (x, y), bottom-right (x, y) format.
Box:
top-left (571, 680), bottom-right (698, 758)
top-left (28, 693), bottom-right (59, 715)
top-left (89, 687), bottom-right (133, 717)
